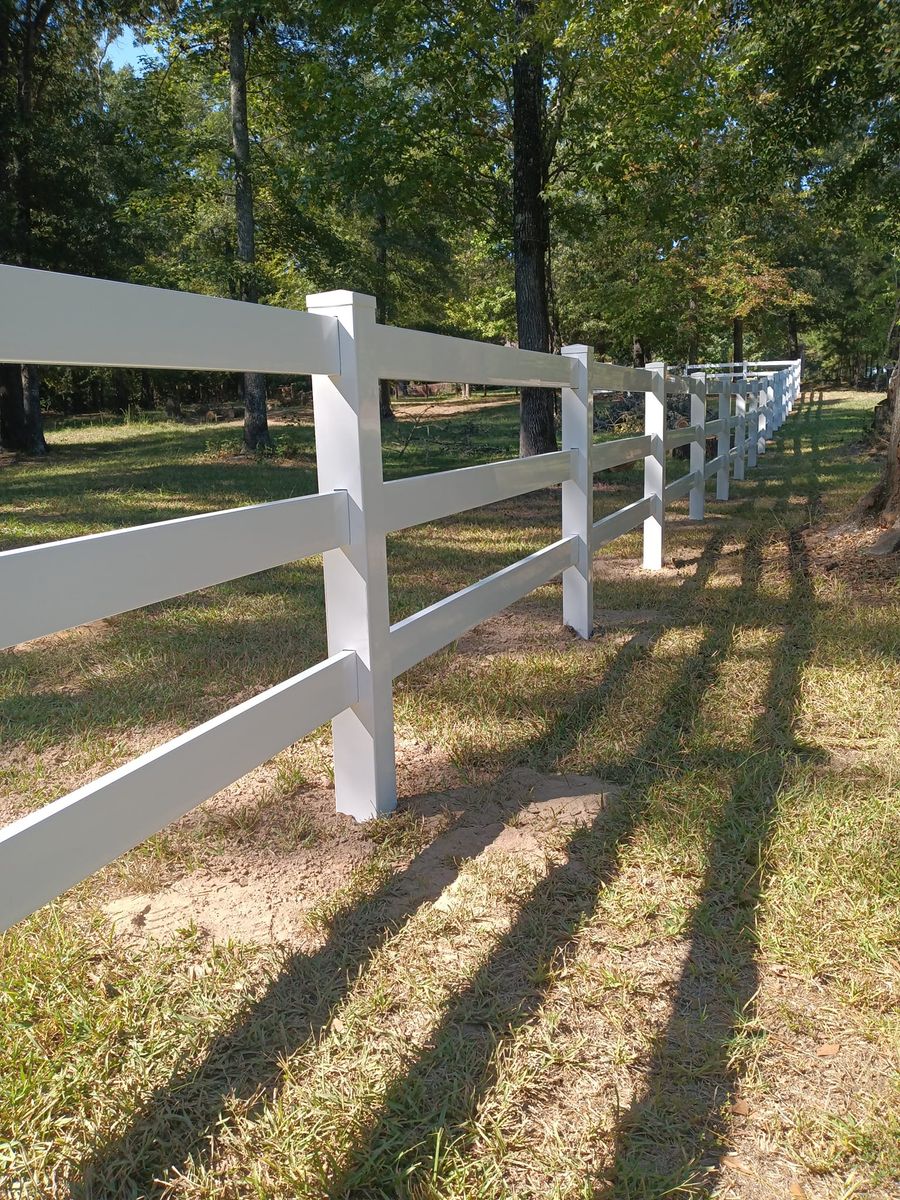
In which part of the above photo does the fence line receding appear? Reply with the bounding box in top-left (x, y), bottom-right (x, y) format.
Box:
top-left (0, 264), bottom-right (802, 930)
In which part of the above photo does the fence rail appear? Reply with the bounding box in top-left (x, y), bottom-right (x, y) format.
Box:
top-left (0, 264), bottom-right (801, 931)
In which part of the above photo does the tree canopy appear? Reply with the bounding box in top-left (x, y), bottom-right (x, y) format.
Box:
top-left (0, 0), bottom-right (896, 452)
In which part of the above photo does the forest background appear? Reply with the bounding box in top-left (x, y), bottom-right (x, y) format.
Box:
top-left (0, 0), bottom-right (897, 461)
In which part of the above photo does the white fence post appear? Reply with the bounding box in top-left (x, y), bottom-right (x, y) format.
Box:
top-left (307, 290), bottom-right (397, 820)
top-left (716, 381), bottom-right (731, 500)
top-left (733, 379), bottom-right (747, 481)
top-left (747, 382), bottom-right (759, 470)
top-left (689, 372), bottom-right (706, 520)
top-left (761, 378), bottom-right (773, 454)
top-left (643, 361), bottom-right (666, 570)
top-left (561, 344), bottom-right (594, 638)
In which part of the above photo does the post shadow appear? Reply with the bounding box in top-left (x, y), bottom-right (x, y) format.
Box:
top-left (283, 402), bottom-right (828, 1195)
top-left (608, 398), bottom-right (823, 1196)
top-left (608, 530), bottom-right (815, 1196)
top-left (75, 532), bottom-right (728, 1197)
top-left (300, 532), bottom-right (765, 1195)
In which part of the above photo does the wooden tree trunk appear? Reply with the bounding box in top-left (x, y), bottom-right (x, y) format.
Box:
top-left (733, 316), bottom-right (744, 367)
top-left (632, 336), bottom-right (646, 369)
top-left (513, 0), bottom-right (556, 456)
top-left (0, 364), bottom-right (26, 450)
top-left (20, 364), bottom-right (47, 453)
top-left (788, 310), bottom-right (800, 360)
top-left (113, 369), bottom-right (129, 413)
top-left (858, 360), bottom-right (900, 554)
top-left (883, 360), bottom-right (900, 518)
top-left (0, 364), bottom-right (46, 454)
top-left (229, 17), bottom-right (271, 452)
top-left (140, 370), bottom-right (155, 410)
top-left (687, 296), bottom-right (699, 366)
top-left (4, 5), bottom-right (49, 455)
top-left (374, 206), bottom-right (395, 422)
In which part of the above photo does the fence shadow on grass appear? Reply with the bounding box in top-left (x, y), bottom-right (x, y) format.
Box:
top-left (75, 533), bottom-right (729, 1197)
top-left (311, 398), bottom-right (827, 1197)
top-left (609, 395), bottom-right (822, 1196)
top-left (325, 532), bottom-right (763, 1197)
top-left (76, 399), bottom-right (833, 1198)
top-left (608, 530), bottom-right (816, 1196)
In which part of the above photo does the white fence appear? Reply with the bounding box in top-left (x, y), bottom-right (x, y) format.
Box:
top-left (0, 265), bottom-right (801, 930)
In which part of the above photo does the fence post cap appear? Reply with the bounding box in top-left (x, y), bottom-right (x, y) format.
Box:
top-left (306, 290), bottom-right (376, 311)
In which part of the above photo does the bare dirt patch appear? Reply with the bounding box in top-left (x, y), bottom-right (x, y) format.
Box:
top-left (594, 552), bottom-right (700, 583)
top-left (453, 604), bottom-right (664, 659)
top-left (803, 524), bottom-right (899, 599)
top-left (454, 605), bottom-right (584, 656)
top-left (594, 607), bottom-right (662, 629)
top-left (104, 786), bottom-right (370, 945)
top-left (103, 769), bottom-right (617, 948)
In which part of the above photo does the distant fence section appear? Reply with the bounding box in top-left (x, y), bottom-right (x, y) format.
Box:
top-left (0, 265), bottom-right (801, 930)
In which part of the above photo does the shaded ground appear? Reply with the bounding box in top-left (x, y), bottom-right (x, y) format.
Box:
top-left (0, 389), bottom-right (897, 1199)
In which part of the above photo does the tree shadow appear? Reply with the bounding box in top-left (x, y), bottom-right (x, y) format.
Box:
top-left (246, 404), bottom-right (831, 1196)
top-left (58, 396), bottom-right (845, 1196)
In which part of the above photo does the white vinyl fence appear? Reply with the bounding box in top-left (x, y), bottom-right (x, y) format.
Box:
top-left (0, 265), bottom-right (801, 930)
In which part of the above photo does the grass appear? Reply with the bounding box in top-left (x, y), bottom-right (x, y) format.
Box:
top-left (1, 389), bottom-right (898, 1198)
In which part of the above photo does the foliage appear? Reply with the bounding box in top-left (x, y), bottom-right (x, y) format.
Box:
top-left (0, 0), bottom-right (897, 428)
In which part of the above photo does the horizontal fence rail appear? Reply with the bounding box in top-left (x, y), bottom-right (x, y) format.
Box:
top-left (0, 265), bottom-right (802, 931)
top-left (592, 495), bottom-right (653, 551)
top-left (1, 491), bottom-right (350, 649)
top-left (667, 424), bottom-right (705, 448)
top-left (382, 450), bottom-right (573, 533)
top-left (390, 536), bottom-right (577, 678)
top-left (665, 469), bottom-right (702, 502)
top-left (592, 434), bottom-right (652, 472)
top-left (588, 361), bottom-right (653, 393)
top-left (0, 652), bottom-right (359, 930)
top-left (0, 265), bottom-right (340, 375)
top-left (376, 323), bottom-right (575, 388)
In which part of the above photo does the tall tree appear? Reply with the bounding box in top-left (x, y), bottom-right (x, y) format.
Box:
top-left (0, 0), bottom-right (58, 453)
top-left (512, 0), bottom-right (555, 454)
top-left (733, 316), bottom-right (743, 367)
top-left (227, 13), bottom-right (270, 451)
top-left (2, 1), bottom-right (132, 452)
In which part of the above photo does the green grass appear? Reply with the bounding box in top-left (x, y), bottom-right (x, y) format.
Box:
top-left (1, 390), bottom-right (898, 1198)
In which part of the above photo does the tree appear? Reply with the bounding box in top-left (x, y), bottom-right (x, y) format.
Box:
top-left (0, 0), bottom-right (60, 453)
top-left (132, 2), bottom-right (274, 450)
top-left (1, 2), bottom-right (142, 451)
top-left (512, 0), bottom-right (555, 454)
top-left (735, 0), bottom-right (899, 525)
top-left (228, 13), bottom-right (269, 451)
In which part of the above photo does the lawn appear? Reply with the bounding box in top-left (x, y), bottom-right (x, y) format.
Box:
top-left (1, 389), bottom-right (898, 1199)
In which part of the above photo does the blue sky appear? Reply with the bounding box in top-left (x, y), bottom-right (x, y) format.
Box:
top-left (103, 27), bottom-right (160, 73)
